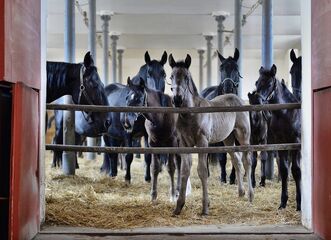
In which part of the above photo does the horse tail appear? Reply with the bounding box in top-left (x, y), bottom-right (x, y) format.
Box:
top-left (47, 114), bottom-right (55, 129)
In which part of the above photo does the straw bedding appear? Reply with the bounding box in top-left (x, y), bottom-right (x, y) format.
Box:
top-left (44, 151), bottom-right (300, 229)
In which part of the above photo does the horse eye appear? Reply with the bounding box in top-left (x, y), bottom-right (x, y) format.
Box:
top-left (170, 87), bottom-right (174, 91)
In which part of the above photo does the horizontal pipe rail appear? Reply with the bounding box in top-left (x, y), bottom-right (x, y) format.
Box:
top-left (46, 143), bottom-right (301, 154)
top-left (46, 103), bottom-right (301, 113)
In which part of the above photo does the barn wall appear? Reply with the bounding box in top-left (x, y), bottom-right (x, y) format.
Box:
top-left (312, 0), bottom-right (331, 238)
top-left (301, 0), bottom-right (312, 229)
top-left (39, 0), bottom-right (47, 224)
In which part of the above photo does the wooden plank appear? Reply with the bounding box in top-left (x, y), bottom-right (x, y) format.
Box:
top-left (10, 83), bottom-right (40, 240)
top-left (46, 103), bottom-right (301, 113)
top-left (45, 143), bottom-right (301, 154)
top-left (39, 224), bottom-right (313, 235)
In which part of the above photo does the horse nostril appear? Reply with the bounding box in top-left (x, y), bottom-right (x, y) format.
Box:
top-left (173, 96), bottom-right (183, 107)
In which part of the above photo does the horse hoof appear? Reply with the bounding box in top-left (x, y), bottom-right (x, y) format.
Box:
top-left (145, 176), bottom-right (151, 183)
top-left (230, 180), bottom-right (235, 185)
top-left (219, 176), bottom-right (227, 184)
top-left (278, 205), bottom-right (286, 210)
top-left (248, 192), bottom-right (254, 203)
top-left (172, 209), bottom-right (181, 216)
top-left (201, 211), bottom-right (209, 216)
top-left (259, 182), bottom-right (266, 187)
top-left (239, 189), bottom-right (245, 197)
top-left (296, 206), bottom-right (301, 211)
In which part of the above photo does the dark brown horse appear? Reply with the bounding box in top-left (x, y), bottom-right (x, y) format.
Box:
top-left (255, 64), bottom-right (301, 211)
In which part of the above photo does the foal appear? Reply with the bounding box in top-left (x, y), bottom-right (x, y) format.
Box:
top-left (125, 77), bottom-right (181, 202)
top-left (169, 54), bottom-right (253, 215)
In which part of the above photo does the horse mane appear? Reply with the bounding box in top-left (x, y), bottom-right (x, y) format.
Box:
top-left (105, 83), bottom-right (125, 95)
top-left (275, 78), bottom-right (298, 103)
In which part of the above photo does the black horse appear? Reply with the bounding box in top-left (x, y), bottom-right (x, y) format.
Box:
top-left (200, 48), bottom-right (241, 184)
top-left (47, 52), bottom-right (110, 167)
top-left (255, 64), bottom-right (301, 211)
top-left (290, 49), bottom-right (302, 102)
top-left (101, 51), bottom-right (168, 183)
top-left (248, 91), bottom-right (271, 188)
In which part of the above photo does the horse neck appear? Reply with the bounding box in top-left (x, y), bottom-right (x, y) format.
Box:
top-left (46, 62), bottom-right (81, 103)
top-left (144, 89), bottom-right (166, 125)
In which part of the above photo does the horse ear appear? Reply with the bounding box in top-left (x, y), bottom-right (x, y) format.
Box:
top-left (139, 77), bottom-right (146, 89)
top-left (218, 51), bottom-right (226, 63)
top-left (248, 92), bottom-right (252, 98)
top-left (160, 51), bottom-right (168, 65)
top-left (281, 79), bottom-right (286, 87)
top-left (270, 64), bottom-right (277, 76)
top-left (259, 66), bottom-right (264, 74)
top-left (233, 48), bottom-right (240, 62)
top-left (127, 77), bottom-right (133, 86)
top-left (83, 51), bottom-right (94, 68)
top-left (290, 49), bottom-right (297, 63)
top-left (185, 54), bottom-right (191, 69)
top-left (169, 54), bottom-right (176, 68)
top-left (145, 51), bottom-right (151, 65)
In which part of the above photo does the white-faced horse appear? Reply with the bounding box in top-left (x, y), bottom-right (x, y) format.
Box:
top-left (169, 54), bottom-right (254, 215)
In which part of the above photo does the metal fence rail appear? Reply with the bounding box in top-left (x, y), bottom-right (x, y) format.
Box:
top-left (46, 143), bottom-right (301, 154)
top-left (46, 103), bottom-right (301, 113)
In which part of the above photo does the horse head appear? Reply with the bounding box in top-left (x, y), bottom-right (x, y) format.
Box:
top-left (141, 51), bottom-right (167, 92)
top-left (169, 54), bottom-right (198, 108)
top-left (248, 91), bottom-right (271, 127)
top-left (71, 52), bottom-right (106, 106)
top-left (290, 49), bottom-right (302, 101)
top-left (255, 64), bottom-right (278, 104)
top-left (122, 77), bottom-right (146, 133)
top-left (217, 48), bottom-right (241, 95)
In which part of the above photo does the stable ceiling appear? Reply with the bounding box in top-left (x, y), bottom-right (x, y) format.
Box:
top-left (47, 0), bottom-right (301, 54)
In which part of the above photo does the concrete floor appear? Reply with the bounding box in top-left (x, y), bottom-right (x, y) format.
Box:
top-left (34, 224), bottom-right (320, 240)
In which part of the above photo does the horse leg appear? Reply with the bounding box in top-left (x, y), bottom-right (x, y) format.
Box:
top-left (251, 151), bottom-right (257, 188)
top-left (151, 153), bottom-right (161, 202)
top-left (175, 154), bottom-right (181, 198)
top-left (124, 153), bottom-right (133, 183)
top-left (124, 135), bottom-right (133, 183)
top-left (243, 150), bottom-right (254, 202)
top-left (108, 138), bottom-right (120, 178)
top-left (100, 135), bottom-right (111, 174)
top-left (229, 165), bottom-right (236, 185)
top-left (197, 152), bottom-right (209, 215)
top-left (219, 152), bottom-right (227, 183)
top-left (144, 134), bottom-right (152, 182)
top-left (224, 137), bottom-right (245, 197)
top-left (173, 153), bottom-right (192, 215)
top-left (278, 150), bottom-right (289, 209)
top-left (291, 150), bottom-right (301, 211)
top-left (167, 153), bottom-right (176, 202)
top-left (260, 151), bottom-right (268, 187)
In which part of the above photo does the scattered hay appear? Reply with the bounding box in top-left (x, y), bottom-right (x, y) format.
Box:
top-left (45, 151), bottom-right (300, 229)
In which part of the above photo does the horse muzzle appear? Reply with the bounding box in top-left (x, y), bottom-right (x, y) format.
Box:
top-left (172, 95), bottom-right (183, 107)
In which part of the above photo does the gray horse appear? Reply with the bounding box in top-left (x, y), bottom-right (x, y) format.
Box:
top-left (169, 54), bottom-right (254, 215)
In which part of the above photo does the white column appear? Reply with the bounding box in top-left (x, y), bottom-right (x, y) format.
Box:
top-left (100, 14), bottom-right (111, 85)
top-left (63, 0), bottom-right (76, 175)
top-left (205, 35), bottom-right (213, 87)
top-left (117, 49), bottom-right (124, 84)
top-left (235, 0), bottom-right (243, 97)
top-left (111, 34), bottom-right (119, 83)
top-left (197, 49), bottom-right (205, 92)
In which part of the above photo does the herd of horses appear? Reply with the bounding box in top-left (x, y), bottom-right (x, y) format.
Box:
top-left (46, 49), bottom-right (302, 215)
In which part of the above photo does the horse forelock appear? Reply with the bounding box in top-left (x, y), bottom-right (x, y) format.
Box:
top-left (172, 66), bottom-right (198, 95)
